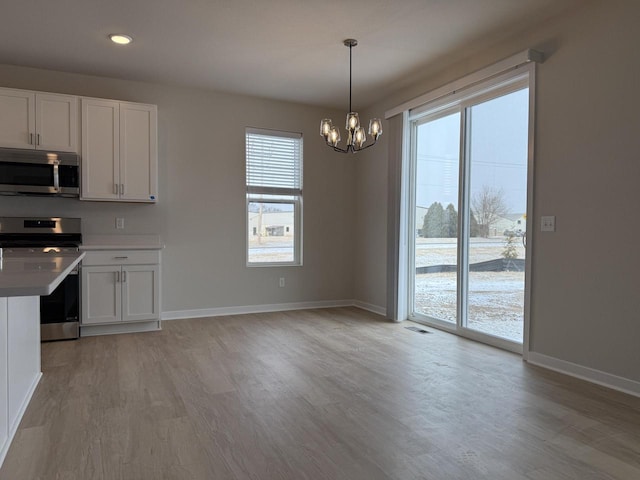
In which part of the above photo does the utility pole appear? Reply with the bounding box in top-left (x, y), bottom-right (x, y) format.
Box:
top-left (257, 203), bottom-right (263, 245)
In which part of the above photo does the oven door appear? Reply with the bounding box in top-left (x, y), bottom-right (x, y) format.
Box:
top-left (40, 266), bottom-right (80, 341)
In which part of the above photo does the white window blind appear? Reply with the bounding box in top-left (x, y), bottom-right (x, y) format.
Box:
top-left (246, 128), bottom-right (302, 195)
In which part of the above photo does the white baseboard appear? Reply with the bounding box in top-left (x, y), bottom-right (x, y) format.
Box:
top-left (352, 300), bottom-right (387, 317)
top-left (162, 299), bottom-right (357, 321)
top-left (527, 352), bottom-right (640, 398)
top-left (81, 320), bottom-right (161, 337)
top-left (1, 372), bottom-right (42, 468)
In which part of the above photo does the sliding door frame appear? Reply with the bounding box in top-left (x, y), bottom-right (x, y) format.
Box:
top-left (404, 65), bottom-right (536, 355)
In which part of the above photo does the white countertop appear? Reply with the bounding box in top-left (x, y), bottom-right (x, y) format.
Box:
top-left (81, 234), bottom-right (164, 251)
top-left (0, 251), bottom-right (85, 297)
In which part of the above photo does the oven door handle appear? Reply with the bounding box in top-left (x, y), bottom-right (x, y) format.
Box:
top-left (53, 160), bottom-right (60, 192)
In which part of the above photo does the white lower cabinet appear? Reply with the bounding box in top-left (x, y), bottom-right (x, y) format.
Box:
top-left (81, 250), bottom-right (160, 332)
top-left (0, 298), bottom-right (8, 459)
top-left (81, 265), bottom-right (122, 325)
top-left (0, 296), bottom-right (41, 468)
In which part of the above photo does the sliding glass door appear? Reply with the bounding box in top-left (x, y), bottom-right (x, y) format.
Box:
top-left (409, 71), bottom-right (531, 351)
top-left (465, 89), bottom-right (529, 343)
top-left (412, 110), bottom-right (460, 325)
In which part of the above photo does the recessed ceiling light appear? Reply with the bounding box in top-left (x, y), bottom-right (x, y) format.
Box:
top-left (109, 34), bottom-right (133, 45)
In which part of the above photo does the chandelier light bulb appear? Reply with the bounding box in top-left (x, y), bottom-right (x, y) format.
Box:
top-left (354, 126), bottom-right (366, 148)
top-left (328, 126), bottom-right (341, 146)
top-left (346, 112), bottom-right (359, 131)
top-left (320, 119), bottom-right (333, 139)
top-left (369, 118), bottom-right (382, 139)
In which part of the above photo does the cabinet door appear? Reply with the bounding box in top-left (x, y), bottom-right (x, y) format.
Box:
top-left (121, 265), bottom-right (160, 322)
top-left (81, 99), bottom-right (120, 200)
top-left (119, 103), bottom-right (158, 202)
top-left (36, 93), bottom-right (78, 152)
top-left (81, 266), bottom-right (122, 324)
top-left (0, 88), bottom-right (35, 149)
top-left (6, 297), bottom-right (40, 431)
top-left (0, 298), bottom-right (8, 453)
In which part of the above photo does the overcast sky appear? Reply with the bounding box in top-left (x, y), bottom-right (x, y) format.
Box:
top-left (415, 88), bottom-right (529, 213)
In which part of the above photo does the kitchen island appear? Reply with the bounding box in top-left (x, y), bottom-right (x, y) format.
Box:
top-left (0, 250), bottom-right (84, 467)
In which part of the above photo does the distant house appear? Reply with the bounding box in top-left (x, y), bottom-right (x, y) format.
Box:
top-left (248, 211), bottom-right (294, 238)
top-left (415, 206), bottom-right (428, 236)
top-left (495, 214), bottom-right (526, 237)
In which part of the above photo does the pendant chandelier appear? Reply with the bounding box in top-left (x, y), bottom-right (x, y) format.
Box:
top-left (320, 39), bottom-right (382, 153)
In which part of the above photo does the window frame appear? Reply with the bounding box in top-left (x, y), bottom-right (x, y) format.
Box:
top-left (245, 127), bottom-right (303, 267)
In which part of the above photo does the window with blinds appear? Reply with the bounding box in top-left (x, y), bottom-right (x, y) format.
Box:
top-left (246, 128), bottom-right (303, 266)
top-left (246, 129), bottom-right (302, 195)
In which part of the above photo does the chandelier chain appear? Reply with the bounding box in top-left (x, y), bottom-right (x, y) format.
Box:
top-left (349, 42), bottom-right (352, 113)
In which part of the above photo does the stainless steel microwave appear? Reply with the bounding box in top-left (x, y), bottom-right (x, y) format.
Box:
top-left (0, 147), bottom-right (79, 196)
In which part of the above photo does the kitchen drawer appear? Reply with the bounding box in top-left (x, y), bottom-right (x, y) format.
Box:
top-left (81, 249), bottom-right (160, 266)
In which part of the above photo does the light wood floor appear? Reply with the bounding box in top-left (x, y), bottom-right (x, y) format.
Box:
top-left (2, 307), bottom-right (640, 479)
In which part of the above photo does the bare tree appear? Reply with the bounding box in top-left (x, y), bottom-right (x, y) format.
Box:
top-left (471, 186), bottom-right (508, 237)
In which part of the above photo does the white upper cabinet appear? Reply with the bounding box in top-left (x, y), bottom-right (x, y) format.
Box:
top-left (0, 87), bottom-right (77, 152)
top-left (81, 98), bottom-right (157, 203)
top-left (81, 99), bottom-right (120, 200)
top-left (35, 93), bottom-right (78, 152)
top-left (0, 89), bottom-right (34, 149)
top-left (119, 102), bottom-right (158, 202)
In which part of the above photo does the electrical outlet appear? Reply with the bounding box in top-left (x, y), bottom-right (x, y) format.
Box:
top-left (279, 277), bottom-right (285, 288)
top-left (540, 215), bottom-right (555, 232)
top-left (116, 217), bottom-right (125, 229)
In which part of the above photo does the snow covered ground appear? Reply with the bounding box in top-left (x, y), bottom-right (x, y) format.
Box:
top-left (414, 237), bottom-right (526, 342)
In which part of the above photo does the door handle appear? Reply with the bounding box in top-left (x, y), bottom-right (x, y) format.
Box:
top-left (53, 160), bottom-right (60, 192)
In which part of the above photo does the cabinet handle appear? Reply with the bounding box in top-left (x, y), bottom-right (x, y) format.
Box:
top-left (37, 133), bottom-right (41, 146)
top-left (120, 184), bottom-right (125, 196)
top-left (114, 184), bottom-right (118, 195)
top-left (113, 256), bottom-right (129, 260)
top-left (29, 133), bottom-right (33, 145)
top-left (122, 270), bottom-right (127, 283)
top-left (116, 271), bottom-right (120, 283)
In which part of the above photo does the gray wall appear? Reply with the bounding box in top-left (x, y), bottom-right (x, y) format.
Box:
top-left (0, 65), bottom-right (355, 314)
top-left (354, 0), bottom-right (640, 382)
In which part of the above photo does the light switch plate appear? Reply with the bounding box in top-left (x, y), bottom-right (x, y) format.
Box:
top-left (541, 215), bottom-right (555, 232)
top-left (116, 217), bottom-right (125, 229)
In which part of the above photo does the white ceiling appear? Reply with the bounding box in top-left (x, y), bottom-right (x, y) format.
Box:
top-left (1, 0), bottom-right (586, 109)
